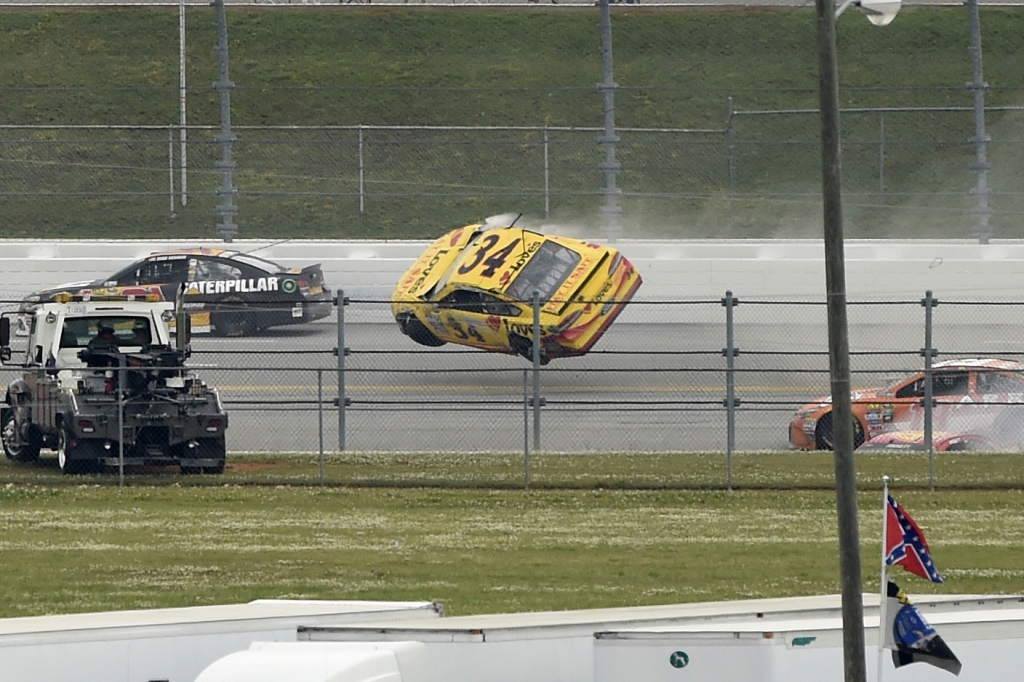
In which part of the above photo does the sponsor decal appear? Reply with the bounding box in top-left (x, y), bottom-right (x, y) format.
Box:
top-left (449, 228), bottom-right (465, 247)
top-left (409, 249), bottom-right (450, 293)
top-left (504, 320), bottom-right (535, 338)
top-left (281, 278), bottom-right (298, 294)
top-left (486, 315), bottom-right (501, 331)
top-left (500, 241), bottom-right (542, 286)
top-left (669, 651), bottom-right (689, 669)
top-left (185, 277), bottom-right (280, 296)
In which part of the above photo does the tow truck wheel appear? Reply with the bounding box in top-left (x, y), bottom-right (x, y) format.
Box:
top-left (2, 409), bottom-right (42, 463)
top-left (57, 428), bottom-right (95, 475)
top-left (200, 439), bottom-right (226, 475)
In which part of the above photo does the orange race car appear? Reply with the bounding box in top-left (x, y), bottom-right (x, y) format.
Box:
top-left (789, 358), bottom-right (1024, 450)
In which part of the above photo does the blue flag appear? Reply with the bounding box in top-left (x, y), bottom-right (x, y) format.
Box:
top-left (886, 581), bottom-right (962, 676)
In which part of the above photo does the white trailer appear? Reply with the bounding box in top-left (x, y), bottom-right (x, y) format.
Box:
top-left (593, 603), bottom-right (1024, 682)
top-left (194, 593), bottom-right (1022, 682)
top-left (0, 599), bottom-right (441, 682)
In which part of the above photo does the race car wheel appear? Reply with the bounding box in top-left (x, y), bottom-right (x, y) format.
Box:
top-left (2, 408), bottom-right (42, 463)
top-left (400, 315), bottom-right (446, 347)
top-left (814, 412), bottom-right (865, 451)
top-left (211, 296), bottom-right (251, 337)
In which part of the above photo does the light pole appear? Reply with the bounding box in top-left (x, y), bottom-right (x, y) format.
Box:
top-left (815, 2), bottom-right (899, 682)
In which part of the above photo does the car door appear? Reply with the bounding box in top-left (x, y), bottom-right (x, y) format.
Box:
top-left (435, 287), bottom-right (515, 350)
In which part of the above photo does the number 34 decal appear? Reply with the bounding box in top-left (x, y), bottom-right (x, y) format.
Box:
top-left (448, 318), bottom-right (485, 343)
top-left (457, 236), bottom-right (522, 278)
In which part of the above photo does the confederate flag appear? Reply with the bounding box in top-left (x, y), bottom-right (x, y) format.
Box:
top-left (885, 495), bottom-right (943, 583)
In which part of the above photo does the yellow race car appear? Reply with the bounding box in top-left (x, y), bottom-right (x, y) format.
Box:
top-left (392, 222), bottom-right (643, 363)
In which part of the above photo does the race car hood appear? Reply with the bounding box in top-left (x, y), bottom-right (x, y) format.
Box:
top-left (394, 224), bottom-right (483, 299)
top-left (21, 280), bottom-right (106, 307)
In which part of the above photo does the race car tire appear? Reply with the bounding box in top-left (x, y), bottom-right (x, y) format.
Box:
top-left (814, 412), bottom-right (865, 451)
top-left (2, 408), bottom-right (42, 463)
top-left (57, 427), bottom-right (97, 475)
top-left (400, 316), bottom-right (446, 347)
top-left (211, 296), bottom-right (251, 337)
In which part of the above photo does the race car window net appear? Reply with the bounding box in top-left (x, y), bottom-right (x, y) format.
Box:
top-left (122, 259), bottom-right (190, 286)
top-left (505, 241), bottom-right (581, 302)
top-left (60, 317), bottom-right (152, 348)
top-left (194, 260), bottom-right (241, 281)
top-left (438, 290), bottom-right (521, 317)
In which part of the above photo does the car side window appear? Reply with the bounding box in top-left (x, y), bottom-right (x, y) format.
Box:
top-left (932, 371), bottom-right (969, 396)
top-left (126, 258), bottom-right (190, 285)
top-left (195, 258), bottom-right (242, 281)
top-left (894, 377), bottom-right (925, 399)
top-left (439, 290), bottom-right (520, 317)
top-left (439, 289), bottom-right (485, 313)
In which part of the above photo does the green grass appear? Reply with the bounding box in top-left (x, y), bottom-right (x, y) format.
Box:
top-left (2, 452), bottom-right (1024, 618)
top-left (1, 7), bottom-right (1024, 239)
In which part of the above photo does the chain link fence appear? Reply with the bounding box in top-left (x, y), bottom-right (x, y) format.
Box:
top-left (4, 108), bottom-right (1024, 237)
top-left (4, 293), bottom-right (1024, 488)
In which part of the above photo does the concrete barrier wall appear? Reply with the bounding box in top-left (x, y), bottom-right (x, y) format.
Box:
top-left (1, 238), bottom-right (1021, 303)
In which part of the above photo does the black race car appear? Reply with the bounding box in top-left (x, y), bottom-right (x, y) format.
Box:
top-left (19, 248), bottom-right (333, 336)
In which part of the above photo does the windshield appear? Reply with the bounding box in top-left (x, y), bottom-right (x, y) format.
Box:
top-left (60, 316), bottom-right (153, 348)
top-left (506, 241), bottom-right (581, 301)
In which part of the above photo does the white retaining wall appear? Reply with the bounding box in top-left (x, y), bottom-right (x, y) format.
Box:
top-left (1, 239), bottom-right (1021, 304)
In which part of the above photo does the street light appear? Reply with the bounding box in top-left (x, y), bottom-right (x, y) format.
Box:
top-left (815, 2), bottom-right (900, 682)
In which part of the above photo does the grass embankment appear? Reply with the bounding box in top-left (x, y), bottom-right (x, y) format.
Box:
top-left (2, 453), bottom-right (1024, 618)
top-left (1, 7), bottom-right (1023, 239)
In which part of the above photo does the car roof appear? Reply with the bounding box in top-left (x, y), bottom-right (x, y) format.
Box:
top-left (147, 248), bottom-right (238, 258)
top-left (443, 228), bottom-right (601, 297)
top-left (932, 358), bottom-right (1023, 371)
top-left (144, 249), bottom-right (285, 272)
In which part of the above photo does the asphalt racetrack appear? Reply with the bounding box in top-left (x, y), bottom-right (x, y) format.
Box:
top-left (167, 311), bottom-right (1024, 453)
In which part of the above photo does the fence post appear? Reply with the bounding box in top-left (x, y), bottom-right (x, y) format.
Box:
top-left (337, 290), bottom-right (348, 452)
top-left (878, 111), bottom-right (886, 199)
top-left (358, 125), bottom-right (365, 215)
top-left (318, 368), bottom-right (325, 487)
top-left (727, 96), bottom-right (736, 215)
top-left (523, 369), bottom-right (530, 489)
top-left (921, 290), bottom-right (938, 491)
top-left (168, 127), bottom-right (176, 215)
top-left (532, 291), bottom-right (542, 452)
top-left (543, 126), bottom-right (550, 219)
top-left (118, 361), bottom-right (125, 489)
top-left (722, 291), bottom-right (738, 492)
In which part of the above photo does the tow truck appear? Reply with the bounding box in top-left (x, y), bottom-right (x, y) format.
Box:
top-left (1, 296), bottom-right (228, 474)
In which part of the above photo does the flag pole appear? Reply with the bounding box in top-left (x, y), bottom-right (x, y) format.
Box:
top-left (877, 475), bottom-right (890, 682)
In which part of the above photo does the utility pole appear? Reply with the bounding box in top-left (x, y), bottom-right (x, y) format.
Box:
top-left (815, 0), bottom-right (866, 680)
top-left (966, 0), bottom-right (992, 243)
top-left (212, 0), bottom-right (238, 242)
top-left (597, 0), bottom-right (621, 241)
